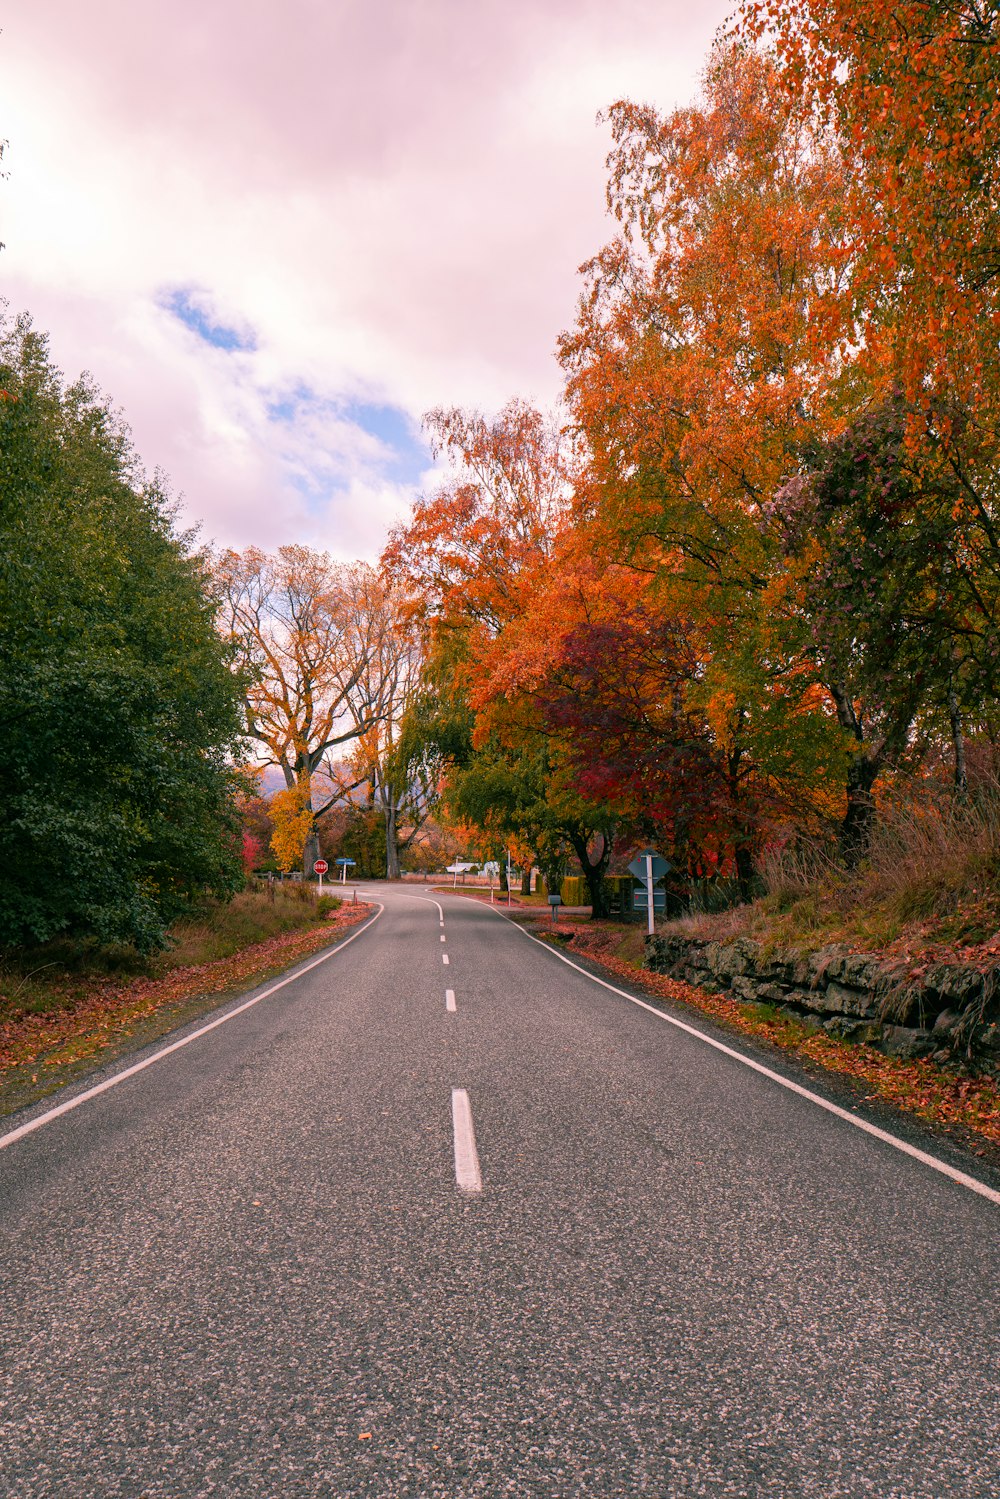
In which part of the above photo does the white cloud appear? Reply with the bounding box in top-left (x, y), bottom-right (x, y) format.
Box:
top-left (0, 0), bottom-right (733, 558)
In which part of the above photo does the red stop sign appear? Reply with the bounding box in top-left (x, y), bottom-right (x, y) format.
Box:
top-left (313, 859), bottom-right (329, 875)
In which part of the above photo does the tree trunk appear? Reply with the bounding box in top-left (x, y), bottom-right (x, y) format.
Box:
top-left (303, 826), bottom-right (320, 879)
top-left (384, 795), bottom-right (401, 880)
top-left (948, 678), bottom-right (968, 793)
top-left (568, 829), bottom-right (612, 918)
top-left (725, 740), bottom-right (755, 902)
top-left (297, 761), bottom-right (318, 878)
top-left (521, 865), bottom-right (532, 895)
top-left (582, 860), bottom-right (609, 918)
top-left (841, 755), bottom-right (879, 864)
top-left (828, 682), bottom-right (883, 866)
top-left (733, 842), bottom-right (755, 900)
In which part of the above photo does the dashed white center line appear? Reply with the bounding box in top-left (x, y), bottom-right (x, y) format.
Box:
top-left (443, 953), bottom-right (450, 965)
top-left (451, 1088), bottom-right (482, 1193)
top-left (440, 934), bottom-right (446, 942)
top-left (445, 989), bottom-right (456, 1012)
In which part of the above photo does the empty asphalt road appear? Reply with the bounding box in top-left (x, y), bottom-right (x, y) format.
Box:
top-left (2, 885), bottom-right (999, 1497)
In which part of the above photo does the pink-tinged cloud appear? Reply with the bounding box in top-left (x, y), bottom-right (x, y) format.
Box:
top-left (0, 0), bottom-right (734, 559)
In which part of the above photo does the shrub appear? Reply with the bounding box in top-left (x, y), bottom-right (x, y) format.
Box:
top-left (755, 777), bottom-right (1000, 946)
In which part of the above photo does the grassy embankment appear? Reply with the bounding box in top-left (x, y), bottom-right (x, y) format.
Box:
top-left (670, 785), bottom-right (1000, 967)
top-left (0, 885), bottom-right (371, 1118)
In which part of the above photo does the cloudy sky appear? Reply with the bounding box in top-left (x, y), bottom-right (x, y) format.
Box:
top-left (0, 0), bottom-right (732, 560)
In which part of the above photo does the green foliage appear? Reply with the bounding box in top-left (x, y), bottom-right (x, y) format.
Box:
top-left (600, 874), bottom-right (635, 917)
top-left (780, 397), bottom-right (996, 737)
top-left (334, 803), bottom-right (386, 878)
top-left (0, 311), bottom-right (245, 950)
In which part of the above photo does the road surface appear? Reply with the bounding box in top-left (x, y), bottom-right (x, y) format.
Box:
top-left (1, 885), bottom-right (998, 1497)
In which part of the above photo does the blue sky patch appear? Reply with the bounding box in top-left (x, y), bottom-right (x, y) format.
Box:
top-left (266, 384), bottom-right (431, 487)
top-left (161, 287), bottom-right (257, 352)
top-left (345, 399), bottom-right (429, 482)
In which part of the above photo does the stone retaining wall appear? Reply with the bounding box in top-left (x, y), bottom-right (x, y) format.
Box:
top-left (644, 933), bottom-right (1000, 1072)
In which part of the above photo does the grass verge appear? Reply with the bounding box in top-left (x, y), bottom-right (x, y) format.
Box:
top-left (670, 783), bottom-right (1000, 964)
top-left (0, 889), bottom-right (374, 1121)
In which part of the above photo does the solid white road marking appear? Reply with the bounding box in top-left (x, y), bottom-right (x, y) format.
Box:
top-left (445, 989), bottom-right (456, 1012)
top-left (451, 1087), bottom-right (482, 1193)
top-left (414, 893), bottom-right (445, 922)
top-left (353, 885), bottom-right (446, 924)
top-left (443, 954), bottom-right (450, 965)
top-left (482, 906), bottom-right (1000, 1210)
top-left (0, 908), bottom-right (386, 1154)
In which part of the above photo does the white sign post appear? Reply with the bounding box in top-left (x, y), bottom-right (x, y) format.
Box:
top-left (627, 849), bottom-right (672, 934)
top-left (313, 857), bottom-right (328, 892)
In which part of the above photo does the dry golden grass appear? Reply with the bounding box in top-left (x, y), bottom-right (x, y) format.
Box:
top-left (664, 781), bottom-right (1000, 962)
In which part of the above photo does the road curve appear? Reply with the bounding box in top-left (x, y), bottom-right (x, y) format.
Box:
top-left (1, 884), bottom-right (998, 1497)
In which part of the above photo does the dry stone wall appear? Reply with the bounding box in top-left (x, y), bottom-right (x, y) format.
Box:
top-left (644, 933), bottom-right (1000, 1073)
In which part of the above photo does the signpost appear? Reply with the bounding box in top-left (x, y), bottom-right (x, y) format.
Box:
top-left (313, 857), bottom-right (328, 892)
top-left (335, 857), bottom-right (356, 885)
top-left (627, 849), bottom-right (672, 936)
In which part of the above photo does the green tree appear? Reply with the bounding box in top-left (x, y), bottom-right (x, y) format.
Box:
top-left (0, 312), bottom-right (245, 949)
top-left (776, 396), bottom-right (1000, 851)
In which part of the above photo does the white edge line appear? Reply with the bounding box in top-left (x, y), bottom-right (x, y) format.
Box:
top-left (445, 989), bottom-right (456, 1012)
top-left (482, 906), bottom-right (1000, 1209)
top-left (451, 1086), bottom-right (482, 1192)
top-left (360, 886), bottom-right (445, 924)
top-left (0, 905), bottom-right (386, 1153)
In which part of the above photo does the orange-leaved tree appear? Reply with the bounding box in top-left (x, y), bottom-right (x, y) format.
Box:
top-left (384, 399), bottom-right (573, 635)
top-left (742, 0), bottom-right (1000, 399)
top-left (385, 401), bottom-right (627, 902)
top-left (558, 41), bottom-right (856, 863)
top-left (738, 2), bottom-right (1000, 840)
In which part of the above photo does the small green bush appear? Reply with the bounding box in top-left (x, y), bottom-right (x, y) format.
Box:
top-left (315, 895), bottom-right (342, 919)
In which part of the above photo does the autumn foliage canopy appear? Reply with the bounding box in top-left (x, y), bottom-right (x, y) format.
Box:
top-left (387, 2), bottom-right (1000, 900)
